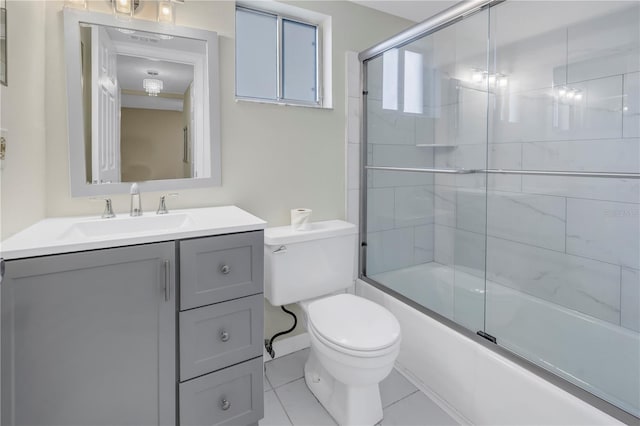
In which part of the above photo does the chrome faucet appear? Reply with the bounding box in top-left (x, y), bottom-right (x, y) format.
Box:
top-left (157, 193), bottom-right (178, 215)
top-left (130, 183), bottom-right (142, 216)
top-left (102, 198), bottom-right (115, 219)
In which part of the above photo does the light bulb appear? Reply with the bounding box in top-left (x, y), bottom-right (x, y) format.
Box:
top-left (113, 0), bottom-right (133, 19)
top-left (574, 92), bottom-right (583, 101)
top-left (498, 77), bottom-right (508, 87)
top-left (157, 1), bottom-right (175, 24)
top-left (566, 90), bottom-right (575, 99)
top-left (558, 88), bottom-right (567, 97)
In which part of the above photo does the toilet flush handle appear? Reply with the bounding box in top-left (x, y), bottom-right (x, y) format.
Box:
top-left (273, 245), bottom-right (287, 254)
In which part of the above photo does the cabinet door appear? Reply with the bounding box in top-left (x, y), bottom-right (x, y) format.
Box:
top-left (1, 243), bottom-right (176, 426)
top-left (180, 231), bottom-right (263, 310)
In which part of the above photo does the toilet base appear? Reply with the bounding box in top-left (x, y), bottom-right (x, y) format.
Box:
top-left (304, 350), bottom-right (383, 426)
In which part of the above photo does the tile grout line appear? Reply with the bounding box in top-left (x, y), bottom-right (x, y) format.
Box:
top-left (383, 389), bottom-right (420, 411)
top-left (271, 383), bottom-right (296, 426)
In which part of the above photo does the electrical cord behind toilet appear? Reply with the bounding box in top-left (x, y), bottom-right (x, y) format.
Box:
top-left (264, 305), bottom-right (298, 359)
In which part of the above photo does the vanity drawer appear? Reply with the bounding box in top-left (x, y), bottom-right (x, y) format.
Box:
top-left (180, 294), bottom-right (263, 381)
top-left (180, 231), bottom-right (263, 310)
top-left (179, 357), bottom-right (264, 426)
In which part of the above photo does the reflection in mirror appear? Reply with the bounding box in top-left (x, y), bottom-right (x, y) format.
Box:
top-left (80, 24), bottom-right (203, 184)
top-left (64, 9), bottom-right (220, 196)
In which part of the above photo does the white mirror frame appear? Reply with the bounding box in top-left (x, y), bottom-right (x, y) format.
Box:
top-left (63, 9), bottom-right (221, 197)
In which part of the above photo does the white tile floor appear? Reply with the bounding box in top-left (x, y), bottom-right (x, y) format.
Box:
top-left (261, 348), bottom-right (459, 426)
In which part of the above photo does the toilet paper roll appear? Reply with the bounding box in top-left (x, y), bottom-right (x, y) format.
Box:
top-left (291, 208), bottom-right (312, 231)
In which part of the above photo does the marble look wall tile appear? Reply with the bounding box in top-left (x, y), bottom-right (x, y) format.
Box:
top-left (434, 185), bottom-right (456, 227)
top-left (371, 145), bottom-right (433, 188)
top-left (566, 198), bottom-right (639, 269)
top-left (491, 1), bottom-right (568, 92)
top-left (434, 149), bottom-right (456, 187)
top-left (347, 97), bottom-right (361, 144)
top-left (456, 188), bottom-right (486, 235)
top-left (346, 142), bottom-right (360, 190)
top-left (415, 114), bottom-right (435, 146)
top-left (487, 191), bottom-right (566, 252)
top-left (346, 189), bottom-right (359, 227)
top-left (367, 99), bottom-right (415, 145)
top-left (621, 268), bottom-right (640, 332)
top-left (492, 75), bottom-right (623, 144)
top-left (623, 72), bottom-right (640, 138)
top-left (370, 143), bottom-right (434, 168)
top-left (454, 229), bottom-right (486, 279)
top-left (488, 143), bottom-right (522, 192)
top-left (566, 3), bottom-right (640, 82)
top-left (522, 175), bottom-right (640, 204)
top-left (457, 86), bottom-right (489, 146)
top-left (453, 144), bottom-right (488, 189)
top-left (433, 103), bottom-right (458, 147)
top-left (366, 228), bottom-right (415, 275)
top-left (523, 138), bottom-right (639, 173)
top-left (395, 186), bottom-right (435, 228)
top-left (434, 224), bottom-right (454, 266)
top-left (346, 51), bottom-right (361, 99)
top-left (486, 237), bottom-right (621, 324)
top-left (367, 187), bottom-right (394, 232)
top-left (414, 224), bottom-right (435, 264)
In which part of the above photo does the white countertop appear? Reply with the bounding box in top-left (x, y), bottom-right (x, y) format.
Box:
top-left (1, 206), bottom-right (267, 260)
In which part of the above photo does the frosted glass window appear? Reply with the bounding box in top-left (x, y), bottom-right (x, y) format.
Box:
top-left (283, 20), bottom-right (317, 103)
top-left (382, 49), bottom-right (398, 110)
top-left (403, 51), bottom-right (423, 114)
top-left (236, 8), bottom-right (278, 100)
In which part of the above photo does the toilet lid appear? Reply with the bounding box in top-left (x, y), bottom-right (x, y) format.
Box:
top-left (307, 294), bottom-right (400, 352)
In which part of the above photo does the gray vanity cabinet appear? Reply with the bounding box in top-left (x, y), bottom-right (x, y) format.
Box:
top-left (178, 231), bottom-right (264, 426)
top-left (1, 242), bottom-right (176, 426)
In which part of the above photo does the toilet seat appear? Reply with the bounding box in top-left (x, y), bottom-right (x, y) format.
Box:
top-left (307, 294), bottom-right (401, 356)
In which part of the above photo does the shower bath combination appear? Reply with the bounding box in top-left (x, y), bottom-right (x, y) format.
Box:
top-left (358, 0), bottom-right (640, 422)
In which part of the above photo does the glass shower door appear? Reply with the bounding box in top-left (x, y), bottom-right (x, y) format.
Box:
top-left (364, 8), bottom-right (490, 332)
top-left (484, 1), bottom-right (640, 416)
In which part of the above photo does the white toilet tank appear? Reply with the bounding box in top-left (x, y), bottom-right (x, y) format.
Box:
top-left (264, 220), bottom-right (357, 306)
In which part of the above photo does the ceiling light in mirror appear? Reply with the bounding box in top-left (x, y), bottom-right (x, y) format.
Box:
top-left (143, 78), bottom-right (163, 96)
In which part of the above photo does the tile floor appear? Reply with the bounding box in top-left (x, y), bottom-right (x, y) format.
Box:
top-left (261, 348), bottom-right (459, 426)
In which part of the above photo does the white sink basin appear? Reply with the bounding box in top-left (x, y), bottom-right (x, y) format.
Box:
top-left (1, 206), bottom-right (267, 260)
top-left (57, 213), bottom-right (194, 240)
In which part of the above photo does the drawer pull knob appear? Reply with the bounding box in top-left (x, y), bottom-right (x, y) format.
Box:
top-left (220, 264), bottom-right (231, 275)
top-left (221, 399), bottom-right (231, 411)
top-left (220, 330), bottom-right (230, 342)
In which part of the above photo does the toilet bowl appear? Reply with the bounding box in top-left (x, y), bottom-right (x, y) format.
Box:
top-left (301, 294), bottom-right (401, 425)
top-left (264, 220), bottom-right (401, 425)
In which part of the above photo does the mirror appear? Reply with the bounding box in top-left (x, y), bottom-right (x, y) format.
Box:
top-left (64, 9), bottom-right (220, 196)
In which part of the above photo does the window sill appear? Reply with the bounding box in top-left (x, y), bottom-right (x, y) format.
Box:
top-left (235, 96), bottom-right (333, 110)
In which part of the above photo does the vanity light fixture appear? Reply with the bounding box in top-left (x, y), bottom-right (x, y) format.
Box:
top-left (143, 78), bottom-right (163, 96)
top-left (112, 0), bottom-right (140, 20)
top-left (64, 0), bottom-right (87, 9)
top-left (157, 1), bottom-right (175, 24)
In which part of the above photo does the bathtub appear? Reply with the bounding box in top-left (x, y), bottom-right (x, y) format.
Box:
top-left (361, 262), bottom-right (638, 424)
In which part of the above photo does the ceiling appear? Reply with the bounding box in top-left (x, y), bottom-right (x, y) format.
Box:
top-left (351, 1), bottom-right (457, 23)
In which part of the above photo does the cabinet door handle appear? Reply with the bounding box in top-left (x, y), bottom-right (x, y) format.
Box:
top-left (220, 330), bottom-right (230, 342)
top-left (220, 398), bottom-right (231, 411)
top-left (163, 260), bottom-right (171, 301)
top-left (219, 264), bottom-right (231, 275)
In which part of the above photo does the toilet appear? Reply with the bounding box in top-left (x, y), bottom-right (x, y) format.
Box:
top-left (264, 220), bottom-right (401, 426)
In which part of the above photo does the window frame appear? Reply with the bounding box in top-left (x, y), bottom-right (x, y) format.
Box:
top-left (235, 5), bottom-right (322, 108)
